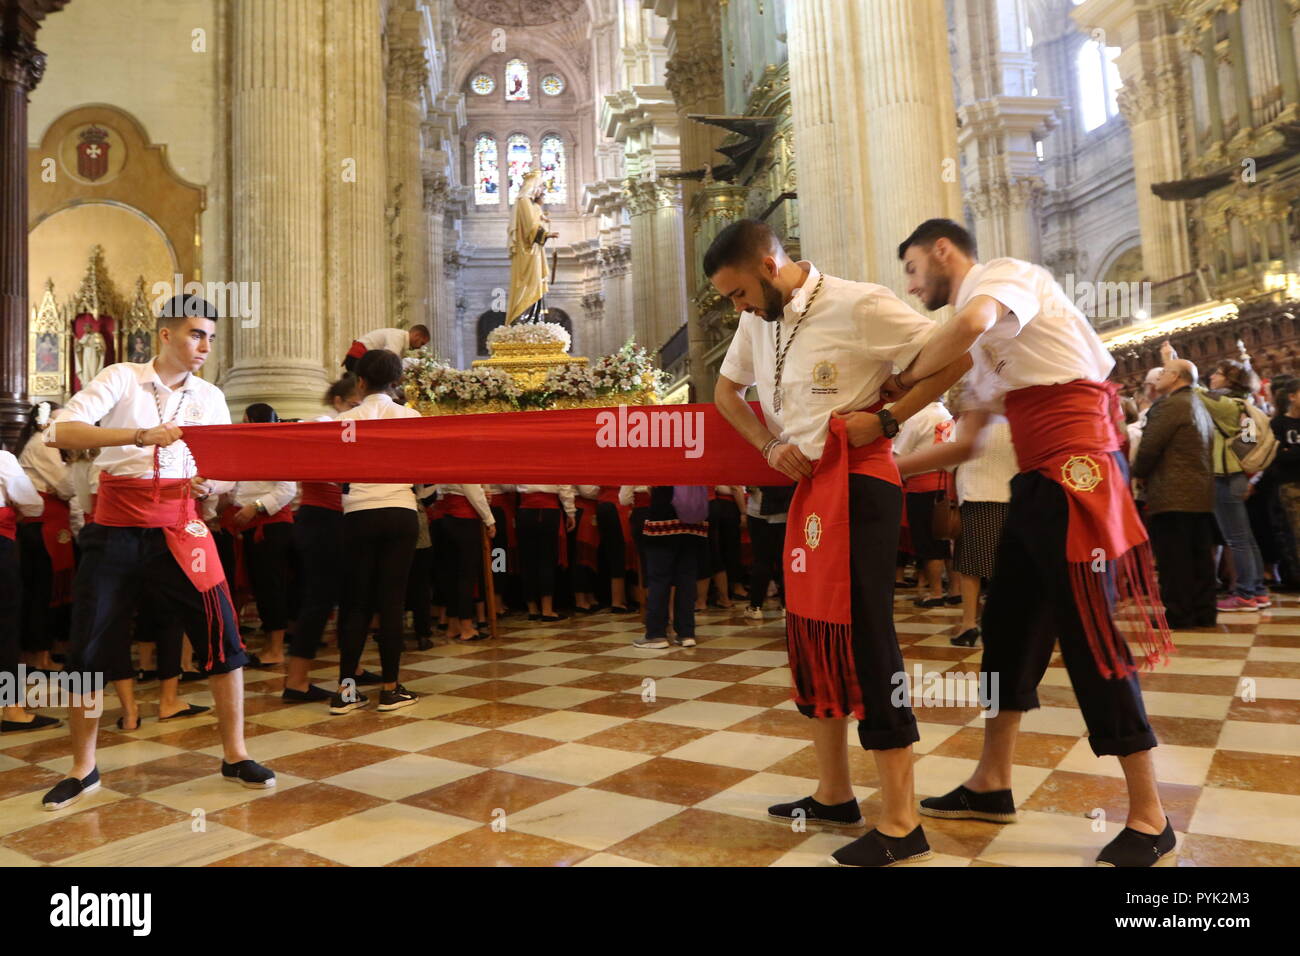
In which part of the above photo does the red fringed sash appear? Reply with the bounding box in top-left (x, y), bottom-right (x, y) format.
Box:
top-left (576, 502), bottom-right (601, 571)
top-left (1004, 381), bottom-right (1173, 678)
top-left (23, 493), bottom-right (74, 606)
top-left (0, 506), bottom-right (16, 541)
top-left (96, 474), bottom-right (239, 670)
top-left (784, 415), bottom-right (898, 720)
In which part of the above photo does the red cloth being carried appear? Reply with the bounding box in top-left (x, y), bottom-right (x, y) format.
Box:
top-left (0, 506), bottom-right (16, 541)
top-left (22, 493), bottom-right (74, 606)
top-left (1004, 380), bottom-right (1173, 678)
top-left (575, 501), bottom-right (600, 571)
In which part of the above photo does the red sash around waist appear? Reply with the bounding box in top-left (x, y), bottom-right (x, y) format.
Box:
top-left (443, 494), bottom-right (481, 520)
top-left (521, 492), bottom-right (560, 510)
top-left (29, 493), bottom-right (74, 605)
top-left (576, 501), bottom-right (601, 570)
top-left (95, 474), bottom-right (238, 667)
top-left (598, 486), bottom-right (621, 504)
top-left (1004, 380), bottom-right (1172, 677)
top-left (903, 471), bottom-right (946, 494)
top-left (0, 506), bottom-right (16, 541)
top-left (299, 481), bottom-right (342, 512)
top-left (632, 492), bottom-right (650, 509)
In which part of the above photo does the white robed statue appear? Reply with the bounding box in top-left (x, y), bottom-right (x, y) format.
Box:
top-left (506, 169), bottom-right (558, 323)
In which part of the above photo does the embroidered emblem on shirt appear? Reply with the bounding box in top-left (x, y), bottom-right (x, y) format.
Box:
top-left (1061, 455), bottom-right (1102, 493)
top-left (184, 519), bottom-right (209, 538)
top-left (804, 512), bottom-right (823, 550)
top-left (811, 360), bottom-right (839, 394)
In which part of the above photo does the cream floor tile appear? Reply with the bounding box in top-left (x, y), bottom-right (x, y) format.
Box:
top-left (894, 622), bottom-right (954, 635)
top-left (0, 844), bottom-right (41, 866)
top-left (1246, 677), bottom-right (1300, 700)
top-left (142, 771), bottom-right (308, 814)
top-left (244, 705), bottom-right (335, 730)
top-left (402, 656), bottom-right (486, 673)
top-left (598, 645), bottom-right (673, 659)
top-left (1189, 787), bottom-right (1300, 846)
top-left (624, 677), bottom-right (731, 701)
top-left (508, 787), bottom-right (680, 851)
top-left (697, 636), bottom-right (777, 649)
top-left (573, 852), bottom-right (657, 866)
top-left (196, 730), bottom-right (330, 762)
top-left (1215, 720), bottom-right (1300, 756)
top-left (124, 712), bottom-right (218, 739)
top-left (283, 803), bottom-right (478, 865)
top-left (587, 632), bottom-right (638, 644)
top-left (1248, 646), bottom-right (1300, 663)
top-left (1028, 668), bottom-right (1073, 689)
top-left (506, 651), bottom-right (590, 666)
top-left (977, 809), bottom-right (1118, 866)
top-left (611, 659), bottom-right (704, 677)
top-left (0, 753), bottom-right (26, 773)
top-left (400, 694), bottom-right (486, 720)
top-left (327, 753), bottom-right (481, 800)
top-left (41, 740), bottom-right (188, 776)
top-left (1157, 656), bottom-right (1247, 677)
top-left (1053, 738), bottom-right (1215, 786)
top-left (500, 710), bottom-right (628, 743)
top-left (663, 730), bottom-right (808, 771)
top-left (497, 741), bottom-right (650, 786)
top-left (1260, 607), bottom-right (1300, 617)
top-left (694, 771), bottom-right (873, 822)
top-left (0, 723), bottom-right (69, 749)
top-left (913, 722), bottom-right (964, 754)
top-left (0, 785), bottom-right (126, 834)
top-left (504, 639), bottom-right (588, 652)
top-left (912, 754), bottom-right (1051, 802)
top-left (503, 686), bottom-right (612, 709)
top-left (770, 830), bottom-right (856, 867)
top-left (1258, 624), bottom-right (1300, 634)
top-left (741, 668), bottom-right (793, 687)
top-left (56, 821), bottom-right (266, 867)
top-left (507, 666), bottom-right (600, 686)
top-left (1014, 706), bottom-right (1088, 737)
top-left (397, 674), bottom-right (485, 695)
top-left (715, 650), bottom-right (790, 668)
top-left (642, 700), bottom-right (765, 731)
top-left (1128, 691), bottom-right (1231, 721)
top-left (353, 719), bottom-right (484, 752)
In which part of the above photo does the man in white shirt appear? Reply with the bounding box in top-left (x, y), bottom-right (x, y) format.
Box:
top-left (893, 399), bottom-right (957, 608)
top-left (888, 218), bottom-right (1175, 867)
top-left (709, 218), bottom-right (971, 868)
top-left (39, 295), bottom-right (276, 810)
top-left (341, 325), bottom-right (429, 372)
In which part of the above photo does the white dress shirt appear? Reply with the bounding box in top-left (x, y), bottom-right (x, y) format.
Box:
top-left (337, 393), bottom-right (422, 513)
top-left (618, 485), bottom-right (648, 506)
top-left (576, 485), bottom-right (601, 500)
top-left (358, 328), bottom-right (409, 356)
top-left (956, 258), bottom-right (1115, 413)
top-left (516, 484), bottom-right (577, 515)
top-left (893, 402), bottom-right (954, 458)
top-left (434, 484), bottom-right (494, 523)
top-left (955, 417), bottom-right (1016, 504)
top-left (720, 261), bottom-right (937, 459)
top-left (46, 361), bottom-right (232, 482)
top-left (233, 481), bottom-right (298, 516)
top-left (0, 451), bottom-right (44, 517)
top-left (19, 431), bottom-right (74, 499)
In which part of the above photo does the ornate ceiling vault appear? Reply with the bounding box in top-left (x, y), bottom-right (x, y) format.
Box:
top-left (453, 0), bottom-right (583, 27)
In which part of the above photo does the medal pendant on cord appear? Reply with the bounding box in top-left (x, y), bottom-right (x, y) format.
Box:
top-left (774, 384), bottom-right (783, 414)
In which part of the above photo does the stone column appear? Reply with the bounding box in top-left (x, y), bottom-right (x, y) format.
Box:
top-left (1200, 24), bottom-right (1226, 147)
top-left (1274, 0), bottom-right (1300, 109)
top-left (0, 0), bottom-right (65, 449)
top-left (624, 179), bottom-right (657, 349)
top-left (1227, 3), bottom-right (1253, 139)
top-left (323, 0), bottom-right (388, 360)
top-left (650, 179), bottom-right (690, 352)
top-left (224, 0), bottom-right (330, 420)
top-left (386, 43), bottom-right (429, 331)
top-left (423, 171), bottom-right (452, 359)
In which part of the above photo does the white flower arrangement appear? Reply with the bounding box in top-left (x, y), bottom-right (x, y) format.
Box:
top-left (540, 363), bottom-right (600, 398)
top-left (487, 321), bottom-right (571, 351)
top-left (409, 355), bottom-right (522, 405)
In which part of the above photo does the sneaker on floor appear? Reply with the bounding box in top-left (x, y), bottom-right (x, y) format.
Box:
top-left (919, 784), bottom-right (1017, 823)
top-left (1216, 595), bottom-right (1258, 612)
top-left (830, 825), bottom-right (932, 866)
top-left (744, 606), bottom-right (764, 621)
top-left (768, 795), bottom-right (864, 829)
top-left (377, 684), bottom-right (418, 711)
top-left (221, 759), bottom-right (277, 789)
top-left (353, 670), bottom-right (384, 686)
top-left (42, 767), bottom-right (100, 811)
top-left (1253, 592), bottom-right (1273, 609)
top-left (282, 684), bottom-right (332, 703)
top-left (1096, 817), bottom-right (1176, 866)
top-left (633, 637), bottom-right (670, 649)
top-left (673, 636), bottom-right (697, 647)
top-left (329, 690), bottom-right (369, 715)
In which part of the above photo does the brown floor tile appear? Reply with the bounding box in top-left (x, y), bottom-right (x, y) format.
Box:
top-left (576, 721), bottom-right (713, 756)
top-left (1168, 645), bottom-right (1249, 660)
top-left (0, 764), bottom-right (64, 801)
top-left (1035, 685), bottom-right (1081, 708)
top-left (457, 647), bottom-right (532, 662)
top-left (241, 696), bottom-right (297, 716)
top-left (1251, 633), bottom-right (1300, 648)
top-left (209, 781), bottom-right (386, 839)
top-left (447, 679), bottom-right (554, 701)
top-left (390, 826), bottom-right (593, 866)
top-left (1020, 770), bottom-right (1202, 833)
top-left (1226, 698), bottom-right (1300, 723)
top-left (660, 647), bottom-right (742, 662)
top-left (766, 744), bottom-right (883, 786)
top-left (420, 729), bottom-right (560, 767)
top-left (208, 843), bottom-right (345, 866)
top-left (265, 742), bottom-right (408, 780)
top-left (103, 751), bottom-right (223, 796)
top-left (1205, 750), bottom-right (1300, 795)
top-left (0, 728), bottom-right (125, 762)
top-left (566, 694), bottom-right (663, 719)
top-left (1242, 661), bottom-right (1300, 679)
top-left (402, 769), bottom-right (574, 821)
top-left (562, 672), bottom-right (646, 693)
top-left (455, 661), bottom-right (536, 679)
top-left (698, 683), bottom-right (793, 708)
top-left (560, 654), bottom-right (644, 673)
top-left (608, 808), bottom-right (807, 866)
top-left (725, 709), bottom-right (817, 740)
top-left (1135, 673), bottom-right (1241, 695)
top-left (1176, 832), bottom-right (1300, 866)
top-left (152, 721), bottom-right (278, 751)
top-left (294, 712), bottom-right (420, 740)
top-left (592, 757), bottom-right (751, 805)
top-left (906, 645), bottom-right (981, 662)
top-left (907, 704), bottom-right (984, 726)
top-left (439, 702), bottom-right (554, 729)
top-left (1147, 715), bottom-right (1225, 749)
top-left (0, 798), bottom-right (188, 862)
top-left (672, 662), bottom-right (769, 682)
top-left (922, 814), bottom-right (1006, 859)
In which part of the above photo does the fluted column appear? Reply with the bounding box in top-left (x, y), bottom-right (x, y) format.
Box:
top-left (1227, 3), bottom-right (1253, 138)
top-left (1201, 25), bottom-right (1226, 146)
top-left (224, 0), bottom-right (329, 420)
top-left (1274, 0), bottom-right (1300, 109)
top-left (650, 179), bottom-right (690, 353)
top-left (386, 43), bottom-right (429, 330)
top-left (624, 179), bottom-right (656, 349)
top-left (423, 173), bottom-right (453, 360)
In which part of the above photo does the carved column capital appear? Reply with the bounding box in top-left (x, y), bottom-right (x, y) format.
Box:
top-left (0, 31), bottom-right (46, 89)
top-left (387, 44), bottom-right (429, 101)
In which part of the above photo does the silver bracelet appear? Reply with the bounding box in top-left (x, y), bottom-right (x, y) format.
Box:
top-left (762, 438), bottom-right (781, 461)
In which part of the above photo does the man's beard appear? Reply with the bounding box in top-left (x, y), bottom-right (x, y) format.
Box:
top-left (923, 275), bottom-right (951, 312)
top-left (756, 277), bottom-right (786, 323)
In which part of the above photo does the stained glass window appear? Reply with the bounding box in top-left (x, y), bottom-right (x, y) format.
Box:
top-left (506, 134), bottom-right (532, 202)
top-left (505, 59), bottom-right (529, 101)
top-left (471, 73), bottom-right (495, 95)
top-left (474, 134), bottom-right (499, 205)
top-left (541, 73), bottom-right (565, 96)
top-left (539, 134), bottom-right (566, 204)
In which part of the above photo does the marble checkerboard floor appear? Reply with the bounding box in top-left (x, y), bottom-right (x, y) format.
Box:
top-left (0, 593), bottom-right (1297, 867)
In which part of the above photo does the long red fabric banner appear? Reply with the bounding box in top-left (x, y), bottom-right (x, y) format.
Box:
top-left (183, 402), bottom-right (794, 487)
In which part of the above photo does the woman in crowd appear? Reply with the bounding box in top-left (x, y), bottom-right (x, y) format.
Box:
top-left (743, 484), bottom-right (790, 621)
top-left (515, 483), bottom-right (576, 621)
top-left (435, 483), bottom-right (496, 641)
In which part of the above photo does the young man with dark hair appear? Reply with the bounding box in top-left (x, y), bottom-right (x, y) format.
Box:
top-left (709, 218), bottom-right (971, 867)
top-left (39, 294), bottom-right (275, 810)
top-left (887, 218), bottom-right (1177, 866)
top-left (342, 325), bottom-right (430, 371)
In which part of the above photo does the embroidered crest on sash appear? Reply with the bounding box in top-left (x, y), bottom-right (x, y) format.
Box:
top-left (804, 512), bottom-right (823, 549)
top-left (57, 529), bottom-right (72, 544)
top-left (185, 519), bottom-right (209, 538)
top-left (1061, 455), bottom-right (1102, 492)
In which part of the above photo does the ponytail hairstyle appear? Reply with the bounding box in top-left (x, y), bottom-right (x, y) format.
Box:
top-left (15, 401), bottom-right (61, 458)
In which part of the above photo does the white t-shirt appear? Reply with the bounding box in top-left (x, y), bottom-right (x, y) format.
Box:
top-left (233, 481), bottom-right (298, 516)
top-left (955, 417), bottom-right (1016, 504)
top-left (357, 328), bottom-right (409, 356)
top-left (338, 393), bottom-right (422, 513)
top-left (435, 483), bottom-right (494, 523)
top-left (719, 261), bottom-right (937, 459)
top-left (893, 401), bottom-right (954, 459)
top-left (0, 450), bottom-right (44, 516)
top-left (19, 430), bottom-right (74, 499)
top-left (956, 258), bottom-right (1114, 413)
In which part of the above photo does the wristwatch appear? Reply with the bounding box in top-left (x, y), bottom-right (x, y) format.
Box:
top-left (255, 499), bottom-right (267, 515)
top-left (877, 408), bottom-right (900, 439)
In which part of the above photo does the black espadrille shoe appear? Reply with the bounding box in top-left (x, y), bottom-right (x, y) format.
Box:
top-left (42, 767), bottom-right (100, 811)
top-left (830, 825), bottom-right (933, 867)
top-left (1096, 818), bottom-right (1176, 867)
top-left (768, 795), bottom-right (865, 830)
top-left (919, 784), bottom-right (1017, 823)
top-left (221, 759), bottom-right (277, 789)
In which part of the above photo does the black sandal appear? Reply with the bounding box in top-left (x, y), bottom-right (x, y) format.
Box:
top-left (115, 714), bottom-right (142, 732)
top-left (159, 704), bottom-right (211, 721)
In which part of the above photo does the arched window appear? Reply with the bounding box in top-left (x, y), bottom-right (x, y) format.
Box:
top-left (506, 133), bottom-right (532, 203)
top-left (505, 59), bottom-right (529, 101)
top-left (1077, 39), bottom-right (1122, 132)
top-left (539, 134), bottom-right (566, 204)
top-left (476, 310), bottom-right (506, 355)
top-left (473, 134), bottom-right (499, 205)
